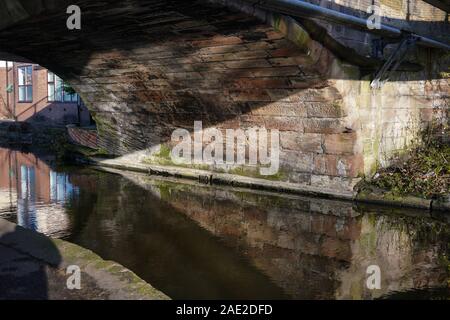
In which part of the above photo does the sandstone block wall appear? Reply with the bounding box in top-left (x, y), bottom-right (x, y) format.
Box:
top-left (67, 125), bottom-right (99, 149)
top-left (0, 0), bottom-right (448, 191)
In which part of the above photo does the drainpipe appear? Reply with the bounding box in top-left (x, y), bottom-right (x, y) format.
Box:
top-left (5, 62), bottom-right (9, 117)
top-left (12, 61), bottom-right (16, 122)
top-left (77, 95), bottom-right (81, 126)
top-left (254, 0), bottom-right (450, 51)
top-left (8, 150), bottom-right (12, 211)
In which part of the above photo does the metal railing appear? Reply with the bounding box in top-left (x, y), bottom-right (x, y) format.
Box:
top-left (253, 0), bottom-right (450, 50)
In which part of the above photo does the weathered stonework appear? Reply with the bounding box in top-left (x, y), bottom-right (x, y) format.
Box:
top-left (67, 125), bottom-right (99, 149)
top-left (0, 0), bottom-right (448, 192)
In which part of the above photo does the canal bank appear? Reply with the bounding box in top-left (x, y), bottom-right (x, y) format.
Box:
top-left (1, 120), bottom-right (449, 212)
top-left (82, 155), bottom-right (450, 212)
top-left (0, 218), bottom-right (169, 300)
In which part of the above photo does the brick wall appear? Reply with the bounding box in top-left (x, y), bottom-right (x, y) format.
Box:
top-left (67, 125), bottom-right (98, 149)
top-left (0, 63), bottom-right (92, 126)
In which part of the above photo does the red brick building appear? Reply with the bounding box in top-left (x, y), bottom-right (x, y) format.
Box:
top-left (0, 61), bottom-right (92, 126)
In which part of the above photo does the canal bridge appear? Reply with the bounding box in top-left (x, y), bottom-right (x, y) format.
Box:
top-left (0, 0), bottom-right (448, 192)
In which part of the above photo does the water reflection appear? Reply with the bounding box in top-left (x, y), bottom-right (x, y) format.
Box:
top-left (120, 171), bottom-right (449, 299)
top-left (0, 148), bottom-right (448, 299)
top-left (0, 148), bottom-right (76, 237)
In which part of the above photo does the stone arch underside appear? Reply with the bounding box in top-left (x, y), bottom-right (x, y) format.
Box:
top-left (0, 0), bottom-right (448, 191)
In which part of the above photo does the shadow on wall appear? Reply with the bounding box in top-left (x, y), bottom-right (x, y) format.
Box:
top-left (0, 96), bottom-right (90, 127)
top-left (15, 101), bottom-right (82, 126)
top-left (300, 0), bottom-right (449, 42)
top-left (0, 0), bottom-right (448, 80)
top-left (0, 0), bottom-right (446, 158)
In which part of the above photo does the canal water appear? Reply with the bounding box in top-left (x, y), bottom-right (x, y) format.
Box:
top-left (0, 147), bottom-right (448, 299)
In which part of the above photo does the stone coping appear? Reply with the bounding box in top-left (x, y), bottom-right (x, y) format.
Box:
top-left (86, 157), bottom-right (450, 213)
top-left (87, 157), bottom-right (355, 201)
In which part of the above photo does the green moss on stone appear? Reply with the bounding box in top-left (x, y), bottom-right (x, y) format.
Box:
top-left (359, 138), bottom-right (450, 199)
top-left (272, 14), bottom-right (282, 30)
top-left (292, 26), bottom-right (310, 49)
top-left (229, 166), bottom-right (287, 181)
top-left (153, 144), bottom-right (172, 159)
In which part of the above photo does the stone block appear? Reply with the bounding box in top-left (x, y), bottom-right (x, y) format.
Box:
top-left (310, 175), bottom-right (358, 191)
top-left (280, 131), bottom-right (323, 153)
top-left (304, 119), bottom-right (345, 134)
top-left (231, 77), bottom-right (291, 89)
top-left (313, 154), bottom-right (364, 177)
top-left (249, 67), bottom-right (302, 77)
top-left (306, 102), bottom-right (347, 118)
top-left (229, 90), bottom-right (272, 102)
top-left (280, 150), bottom-right (313, 172)
top-left (323, 132), bottom-right (357, 155)
top-left (264, 116), bottom-right (304, 131)
top-left (225, 59), bottom-right (272, 69)
top-left (268, 56), bottom-right (311, 67)
top-left (250, 102), bottom-right (307, 117)
top-left (287, 171), bottom-right (311, 184)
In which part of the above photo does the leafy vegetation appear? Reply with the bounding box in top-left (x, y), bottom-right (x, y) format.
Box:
top-left (63, 84), bottom-right (77, 95)
top-left (370, 140), bottom-right (450, 199)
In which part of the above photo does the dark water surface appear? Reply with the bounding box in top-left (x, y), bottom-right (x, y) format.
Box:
top-left (0, 147), bottom-right (449, 299)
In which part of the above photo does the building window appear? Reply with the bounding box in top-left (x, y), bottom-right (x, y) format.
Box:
top-left (18, 66), bottom-right (33, 102)
top-left (47, 72), bottom-right (78, 102)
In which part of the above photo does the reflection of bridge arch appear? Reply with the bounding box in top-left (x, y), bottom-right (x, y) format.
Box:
top-left (110, 169), bottom-right (450, 299)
